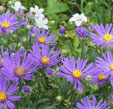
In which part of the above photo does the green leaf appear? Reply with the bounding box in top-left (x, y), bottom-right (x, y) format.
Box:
top-left (45, 0), bottom-right (68, 15)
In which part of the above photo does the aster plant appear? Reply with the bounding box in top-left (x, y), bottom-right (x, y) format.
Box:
top-left (76, 96), bottom-right (110, 109)
top-left (29, 26), bottom-right (56, 46)
top-left (0, 76), bottom-right (21, 109)
top-left (56, 56), bottom-right (94, 91)
top-left (1, 51), bottom-right (38, 82)
top-left (90, 23), bottom-right (113, 48)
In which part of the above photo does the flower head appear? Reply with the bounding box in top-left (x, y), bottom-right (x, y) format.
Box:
top-left (22, 86), bottom-right (32, 94)
top-left (29, 26), bottom-right (56, 46)
top-left (76, 26), bottom-right (89, 40)
top-left (90, 23), bottom-right (113, 48)
top-left (92, 70), bottom-right (108, 85)
top-left (95, 50), bottom-right (113, 86)
top-left (56, 57), bottom-right (94, 91)
top-left (30, 5), bottom-right (44, 18)
top-left (35, 15), bottom-right (48, 29)
top-left (76, 96), bottom-right (110, 109)
top-left (0, 46), bottom-right (9, 67)
top-left (1, 51), bottom-right (38, 82)
top-left (30, 45), bottom-right (62, 68)
top-left (0, 76), bottom-right (21, 109)
top-left (0, 11), bottom-right (26, 35)
top-left (46, 68), bottom-right (55, 76)
top-left (59, 27), bottom-right (66, 35)
top-left (69, 13), bottom-right (87, 26)
top-left (11, 1), bottom-right (26, 12)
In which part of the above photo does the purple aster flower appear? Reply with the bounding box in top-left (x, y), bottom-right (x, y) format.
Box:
top-left (76, 96), bottom-right (110, 109)
top-left (1, 51), bottom-right (38, 82)
top-left (90, 23), bottom-right (113, 48)
top-left (76, 26), bottom-right (89, 40)
top-left (92, 70), bottom-right (109, 85)
top-left (0, 46), bottom-right (9, 67)
top-left (22, 86), bottom-right (32, 94)
top-left (29, 26), bottom-right (57, 46)
top-left (56, 56), bottom-right (94, 91)
top-left (59, 27), bottom-right (66, 35)
top-left (95, 50), bottom-right (113, 86)
top-left (0, 76), bottom-right (21, 109)
top-left (30, 45), bottom-right (62, 68)
top-left (0, 10), bottom-right (26, 35)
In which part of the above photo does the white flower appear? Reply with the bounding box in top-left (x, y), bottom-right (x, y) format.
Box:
top-left (30, 5), bottom-right (44, 18)
top-left (35, 15), bottom-right (48, 30)
top-left (69, 13), bottom-right (87, 26)
top-left (11, 1), bottom-right (26, 11)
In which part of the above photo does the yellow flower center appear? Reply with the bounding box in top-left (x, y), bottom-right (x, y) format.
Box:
top-left (38, 37), bottom-right (46, 43)
top-left (0, 59), bottom-right (4, 66)
top-left (98, 74), bottom-right (105, 81)
top-left (103, 34), bottom-right (112, 41)
top-left (41, 57), bottom-right (50, 65)
top-left (110, 64), bottom-right (113, 70)
top-left (1, 21), bottom-right (10, 28)
top-left (0, 92), bottom-right (7, 102)
top-left (15, 67), bottom-right (25, 77)
top-left (72, 70), bottom-right (82, 79)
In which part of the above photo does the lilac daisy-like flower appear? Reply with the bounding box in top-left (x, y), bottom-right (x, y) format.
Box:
top-left (90, 23), bottom-right (113, 48)
top-left (29, 26), bottom-right (57, 46)
top-left (76, 26), bottom-right (89, 40)
top-left (92, 70), bottom-right (109, 85)
top-left (0, 10), bottom-right (26, 35)
top-left (0, 46), bottom-right (9, 67)
top-left (0, 76), bottom-right (21, 109)
top-left (96, 50), bottom-right (113, 86)
top-left (56, 56), bottom-right (94, 91)
top-left (76, 96), bottom-right (110, 109)
top-left (1, 51), bottom-right (37, 82)
top-left (30, 45), bottom-right (62, 68)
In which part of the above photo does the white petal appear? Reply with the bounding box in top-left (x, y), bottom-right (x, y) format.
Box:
top-left (39, 9), bottom-right (44, 13)
top-left (69, 17), bottom-right (76, 22)
top-left (80, 13), bottom-right (87, 22)
top-left (75, 21), bottom-right (82, 26)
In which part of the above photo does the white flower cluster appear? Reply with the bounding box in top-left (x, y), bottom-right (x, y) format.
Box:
top-left (30, 6), bottom-right (48, 30)
top-left (11, 1), bottom-right (48, 29)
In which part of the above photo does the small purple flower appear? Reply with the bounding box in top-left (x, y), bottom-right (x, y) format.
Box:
top-left (95, 50), bottom-right (113, 86)
top-left (76, 26), bottom-right (89, 40)
top-left (22, 86), bottom-right (32, 94)
top-left (17, 8), bottom-right (24, 16)
top-left (1, 51), bottom-right (38, 82)
top-left (30, 45), bottom-right (62, 68)
top-left (0, 76), bottom-right (21, 109)
top-left (46, 68), bottom-right (55, 76)
top-left (29, 26), bottom-right (57, 46)
top-left (56, 56), bottom-right (94, 91)
top-left (76, 96), bottom-right (110, 109)
top-left (90, 23), bottom-right (113, 48)
top-left (59, 27), bottom-right (66, 35)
